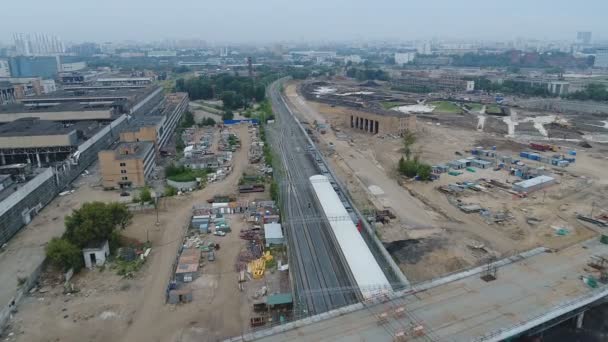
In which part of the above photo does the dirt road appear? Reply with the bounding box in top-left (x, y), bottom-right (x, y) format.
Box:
top-left (8, 124), bottom-right (255, 342)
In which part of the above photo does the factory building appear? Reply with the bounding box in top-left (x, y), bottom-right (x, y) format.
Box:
top-left (391, 73), bottom-right (475, 93)
top-left (98, 141), bottom-right (156, 189)
top-left (96, 77), bottom-right (153, 87)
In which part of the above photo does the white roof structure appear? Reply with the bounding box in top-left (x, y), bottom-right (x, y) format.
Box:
top-left (513, 175), bottom-right (555, 189)
top-left (309, 175), bottom-right (390, 298)
top-left (264, 223), bottom-right (283, 240)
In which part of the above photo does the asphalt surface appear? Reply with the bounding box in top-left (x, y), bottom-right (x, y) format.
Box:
top-left (267, 81), bottom-right (358, 315)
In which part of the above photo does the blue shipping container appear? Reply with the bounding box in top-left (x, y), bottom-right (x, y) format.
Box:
top-left (568, 150), bottom-right (577, 156)
top-left (520, 152), bottom-right (529, 158)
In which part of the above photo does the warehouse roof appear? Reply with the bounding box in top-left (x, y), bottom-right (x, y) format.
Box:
top-left (309, 175), bottom-right (390, 298)
top-left (0, 118), bottom-right (76, 137)
top-left (0, 102), bottom-right (115, 114)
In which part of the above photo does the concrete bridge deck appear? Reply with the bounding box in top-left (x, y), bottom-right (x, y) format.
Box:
top-left (231, 239), bottom-right (608, 342)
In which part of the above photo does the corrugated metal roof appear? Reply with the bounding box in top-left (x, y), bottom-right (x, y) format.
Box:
top-left (309, 175), bottom-right (390, 298)
top-left (264, 223), bottom-right (283, 240)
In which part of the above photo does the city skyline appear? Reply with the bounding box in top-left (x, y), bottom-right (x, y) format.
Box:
top-left (1, 0), bottom-right (607, 44)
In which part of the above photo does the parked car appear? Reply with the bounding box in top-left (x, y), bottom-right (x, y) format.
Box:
top-left (208, 251), bottom-right (215, 261)
top-left (214, 231), bottom-right (226, 237)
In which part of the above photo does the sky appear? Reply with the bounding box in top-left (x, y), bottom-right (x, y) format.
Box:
top-left (1, 0), bottom-right (607, 44)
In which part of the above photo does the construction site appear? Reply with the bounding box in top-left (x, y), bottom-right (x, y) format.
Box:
top-left (288, 78), bottom-right (608, 283)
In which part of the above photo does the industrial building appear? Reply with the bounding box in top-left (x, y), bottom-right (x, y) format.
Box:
top-left (18, 85), bottom-right (164, 116)
top-left (0, 102), bottom-right (116, 123)
top-left (98, 141), bottom-right (156, 189)
top-left (309, 175), bottom-right (390, 298)
top-left (391, 72), bottom-right (475, 93)
top-left (594, 48), bottom-right (608, 69)
top-left (0, 118), bottom-right (83, 166)
top-left (118, 92), bottom-right (188, 149)
top-left (96, 77), bottom-right (153, 87)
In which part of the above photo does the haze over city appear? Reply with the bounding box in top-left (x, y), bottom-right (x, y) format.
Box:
top-left (2, 2), bottom-right (608, 342)
top-left (2, 0), bottom-right (608, 42)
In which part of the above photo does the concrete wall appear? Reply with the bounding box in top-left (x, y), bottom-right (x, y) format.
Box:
top-left (345, 110), bottom-right (416, 135)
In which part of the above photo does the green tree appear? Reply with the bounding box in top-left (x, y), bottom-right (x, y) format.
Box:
top-left (417, 163), bottom-right (432, 181)
top-left (400, 159), bottom-right (419, 178)
top-left (402, 130), bottom-right (416, 161)
top-left (139, 186), bottom-right (152, 203)
top-left (180, 111), bottom-right (195, 128)
top-left (270, 181), bottom-right (279, 201)
top-left (46, 238), bottom-right (83, 271)
top-left (107, 202), bottom-right (132, 229)
top-left (222, 110), bottom-right (234, 120)
top-left (64, 202), bottom-right (130, 248)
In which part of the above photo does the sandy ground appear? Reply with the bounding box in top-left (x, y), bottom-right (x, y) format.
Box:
top-left (284, 81), bottom-right (608, 282)
top-left (0, 163), bottom-right (124, 314)
top-left (3, 124), bottom-right (274, 342)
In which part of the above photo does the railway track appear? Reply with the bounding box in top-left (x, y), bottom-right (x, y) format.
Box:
top-left (268, 81), bottom-right (357, 315)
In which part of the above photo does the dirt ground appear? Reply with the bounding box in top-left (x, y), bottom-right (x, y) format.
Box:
top-left (3, 124), bottom-right (279, 342)
top-left (284, 81), bottom-right (608, 282)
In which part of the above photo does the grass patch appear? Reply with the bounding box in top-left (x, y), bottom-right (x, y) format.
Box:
top-left (429, 101), bottom-right (462, 113)
top-left (486, 105), bottom-right (503, 115)
top-left (466, 103), bottom-right (484, 112)
top-left (380, 101), bottom-right (405, 110)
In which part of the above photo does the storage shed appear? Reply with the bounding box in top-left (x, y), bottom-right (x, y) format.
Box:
top-left (82, 240), bottom-right (110, 269)
top-left (472, 159), bottom-right (492, 169)
top-left (264, 223), bottom-right (284, 247)
top-left (512, 175), bottom-right (556, 193)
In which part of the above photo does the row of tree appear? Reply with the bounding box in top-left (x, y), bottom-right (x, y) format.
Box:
top-left (473, 78), bottom-right (555, 97)
top-left (345, 67), bottom-right (389, 81)
top-left (175, 74), bottom-right (266, 109)
top-left (568, 83), bottom-right (608, 101)
top-left (46, 202), bottom-right (132, 271)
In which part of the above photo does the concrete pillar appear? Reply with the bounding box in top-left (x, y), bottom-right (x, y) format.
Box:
top-left (36, 153), bottom-right (41, 168)
top-left (0, 153), bottom-right (5, 165)
top-left (354, 117), bottom-right (358, 129)
top-left (45, 154), bottom-right (50, 163)
top-left (350, 115), bottom-right (354, 128)
top-left (576, 311), bottom-right (585, 329)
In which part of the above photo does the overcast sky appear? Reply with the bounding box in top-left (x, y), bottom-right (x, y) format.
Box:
top-left (1, 0), bottom-right (607, 44)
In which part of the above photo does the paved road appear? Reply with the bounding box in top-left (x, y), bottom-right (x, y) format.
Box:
top-left (267, 81), bottom-right (358, 315)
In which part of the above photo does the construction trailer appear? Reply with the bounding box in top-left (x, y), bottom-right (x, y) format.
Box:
top-left (512, 175), bottom-right (556, 193)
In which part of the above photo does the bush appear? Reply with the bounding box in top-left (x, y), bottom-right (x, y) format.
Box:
top-left (417, 163), bottom-right (432, 181)
top-left (165, 186), bottom-right (178, 196)
top-left (400, 159), bottom-right (419, 178)
top-left (139, 186), bottom-right (152, 203)
top-left (46, 237), bottom-right (83, 271)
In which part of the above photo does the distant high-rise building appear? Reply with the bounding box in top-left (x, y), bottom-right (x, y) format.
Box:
top-left (67, 42), bottom-right (100, 56)
top-left (8, 56), bottom-right (59, 78)
top-left (0, 59), bottom-right (10, 77)
top-left (13, 33), bottom-right (64, 56)
top-left (577, 31), bottom-right (592, 45)
top-left (594, 48), bottom-right (608, 69)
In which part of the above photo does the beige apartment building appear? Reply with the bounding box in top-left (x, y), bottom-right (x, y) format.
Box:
top-left (98, 141), bottom-right (155, 189)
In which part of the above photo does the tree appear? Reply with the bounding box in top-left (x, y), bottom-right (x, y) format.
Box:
top-left (107, 202), bottom-right (132, 230)
top-left (417, 163), bottom-right (432, 181)
top-left (139, 186), bottom-right (152, 203)
top-left (400, 159), bottom-right (419, 178)
top-left (222, 110), bottom-right (234, 120)
top-left (180, 111), bottom-right (195, 128)
top-left (402, 130), bottom-right (416, 161)
top-left (46, 237), bottom-right (84, 271)
top-left (63, 202), bottom-right (130, 248)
